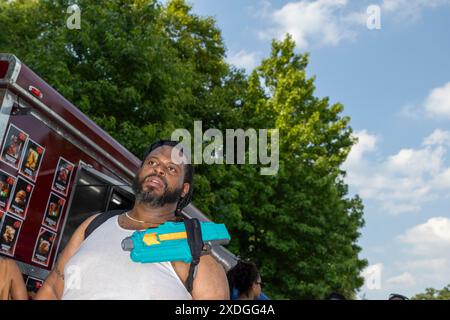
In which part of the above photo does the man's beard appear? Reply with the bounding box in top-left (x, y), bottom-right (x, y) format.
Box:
top-left (132, 174), bottom-right (183, 207)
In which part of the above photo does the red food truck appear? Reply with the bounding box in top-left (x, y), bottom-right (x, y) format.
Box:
top-left (0, 53), bottom-right (237, 298)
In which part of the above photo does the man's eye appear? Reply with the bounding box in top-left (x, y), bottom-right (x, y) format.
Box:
top-left (146, 160), bottom-right (156, 166)
top-left (168, 166), bottom-right (176, 173)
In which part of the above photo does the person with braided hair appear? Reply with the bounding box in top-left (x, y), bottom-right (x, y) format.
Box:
top-left (227, 260), bottom-right (262, 300)
top-left (36, 140), bottom-right (229, 300)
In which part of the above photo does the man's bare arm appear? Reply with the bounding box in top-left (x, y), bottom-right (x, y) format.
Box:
top-left (9, 259), bottom-right (28, 300)
top-left (34, 214), bottom-right (99, 300)
top-left (191, 255), bottom-right (230, 300)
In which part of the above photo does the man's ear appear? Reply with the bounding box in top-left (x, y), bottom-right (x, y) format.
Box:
top-left (181, 182), bottom-right (190, 198)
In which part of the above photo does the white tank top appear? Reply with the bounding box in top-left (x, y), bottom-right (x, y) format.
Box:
top-left (62, 215), bottom-right (192, 300)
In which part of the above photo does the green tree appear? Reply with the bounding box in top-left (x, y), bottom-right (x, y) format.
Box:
top-left (221, 35), bottom-right (367, 299)
top-left (413, 285), bottom-right (450, 300)
top-left (0, 0), bottom-right (240, 153)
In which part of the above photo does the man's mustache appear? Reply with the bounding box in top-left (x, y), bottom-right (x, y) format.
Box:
top-left (141, 174), bottom-right (168, 189)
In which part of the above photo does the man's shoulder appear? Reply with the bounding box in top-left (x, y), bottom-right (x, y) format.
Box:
top-left (83, 210), bottom-right (127, 239)
top-left (69, 213), bottom-right (102, 244)
top-left (81, 213), bottom-right (102, 232)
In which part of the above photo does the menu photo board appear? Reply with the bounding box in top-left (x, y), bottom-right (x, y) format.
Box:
top-left (41, 192), bottom-right (65, 232)
top-left (52, 157), bottom-right (75, 197)
top-left (0, 169), bottom-right (16, 212)
top-left (32, 227), bottom-right (56, 267)
top-left (0, 124), bottom-right (28, 170)
top-left (0, 211), bottom-right (23, 257)
top-left (19, 138), bottom-right (46, 183)
top-left (7, 176), bottom-right (34, 220)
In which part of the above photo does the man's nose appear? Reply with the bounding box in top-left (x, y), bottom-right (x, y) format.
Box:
top-left (152, 165), bottom-right (166, 176)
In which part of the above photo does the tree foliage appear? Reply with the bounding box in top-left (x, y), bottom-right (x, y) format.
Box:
top-left (413, 285), bottom-right (450, 300)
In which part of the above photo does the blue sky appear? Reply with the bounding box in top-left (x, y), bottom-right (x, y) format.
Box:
top-left (186, 0), bottom-right (450, 299)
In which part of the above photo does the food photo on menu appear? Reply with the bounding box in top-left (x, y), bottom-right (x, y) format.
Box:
top-left (0, 170), bottom-right (16, 212)
top-left (52, 157), bottom-right (74, 196)
top-left (19, 139), bottom-right (45, 182)
top-left (32, 227), bottom-right (56, 267)
top-left (42, 193), bottom-right (65, 231)
top-left (7, 176), bottom-right (34, 220)
top-left (0, 124), bottom-right (28, 170)
top-left (0, 212), bottom-right (22, 257)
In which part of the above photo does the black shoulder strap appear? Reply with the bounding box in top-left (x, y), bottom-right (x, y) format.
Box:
top-left (84, 209), bottom-right (128, 239)
top-left (183, 218), bottom-right (204, 294)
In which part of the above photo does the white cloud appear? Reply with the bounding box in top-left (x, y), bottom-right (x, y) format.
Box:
top-left (399, 103), bottom-right (423, 120)
top-left (382, 202), bottom-right (422, 215)
top-left (361, 263), bottom-right (383, 290)
top-left (394, 218), bottom-right (450, 288)
top-left (345, 129), bottom-right (377, 166)
top-left (381, 0), bottom-right (407, 11)
top-left (343, 130), bottom-right (450, 215)
top-left (382, 0), bottom-right (450, 21)
top-left (254, 0), bottom-right (450, 50)
top-left (432, 168), bottom-right (450, 189)
top-left (425, 82), bottom-right (450, 119)
top-left (401, 258), bottom-right (449, 271)
top-left (386, 272), bottom-right (416, 287)
top-left (385, 146), bottom-right (444, 177)
top-left (392, 257), bottom-right (450, 290)
top-left (257, 0), bottom-right (360, 50)
top-left (347, 129), bottom-right (450, 294)
top-left (372, 218), bottom-right (450, 298)
top-left (227, 50), bottom-right (260, 72)
top-left (423, 129), bottom-right (450, 146)
top-left (341, 10), bottom-right (367, 26)
top-left (400, 258), bottom-right (450, 284)
top-left (399, 217), bottom-right (450, 255)
top-left (400, 83), bottom-right (450, 120)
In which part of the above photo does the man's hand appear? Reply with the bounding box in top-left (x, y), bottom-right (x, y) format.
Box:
top-left (9, 259), bottom-right (28, 300)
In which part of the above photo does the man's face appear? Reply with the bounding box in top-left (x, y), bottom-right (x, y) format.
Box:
top-left (132, 145), bottom-right (189, 207)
